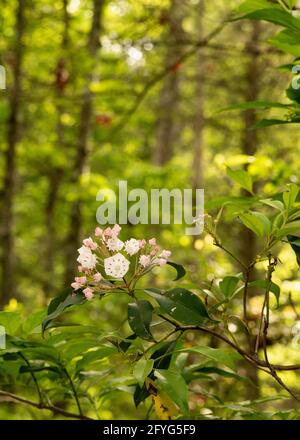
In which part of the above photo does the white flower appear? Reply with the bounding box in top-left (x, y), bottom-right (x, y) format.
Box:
top-left (139, 255), bottom-right (151, 268)
top-left (106, 237), bottom-right (124, 252)
top-left (104, 253), bottom-right (130, 278)
top-left (124, 238), bottom-right (140, 256)
top-left (77, 246), bottom-right (97, 269)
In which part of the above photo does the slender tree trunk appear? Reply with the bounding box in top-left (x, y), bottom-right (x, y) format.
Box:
top-left (0, 0), bottom-right (25, 307)
top-left (64, 0), bottom-right (105, 286)
top-left (43, 0), bottom-right (70, 297)
top-left (192, 0), bottom-right (205, 191)
top-left (240, 21), bottom-right (261, 400)
top-left (153, 0), bottom-right (185, 166)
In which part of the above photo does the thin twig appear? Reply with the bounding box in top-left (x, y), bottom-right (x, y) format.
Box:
top-left (0, 390), bottom-right (93, 420)
top-left (19, 352), bottom-right (43, 405)
top-left (63, 366), bottom-right (83, 417)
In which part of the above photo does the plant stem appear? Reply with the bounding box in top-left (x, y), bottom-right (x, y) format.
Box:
top-left (19, 352), bottom-right (43, 404)
top-left (63, 366), bottom-right (83, 417)
top-left (0, 390), bottom-right (93, 420)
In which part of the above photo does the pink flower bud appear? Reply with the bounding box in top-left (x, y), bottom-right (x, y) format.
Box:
top-left (111, 224), bottom-right (121, 237)
top-left (149, 238), bottom-right (156, 246)
top-left (83, 237), bottom-right (98, 250)
top-left (83, 287), bottom-right (94, 301)
top-left (93, 273), bottom-right (102, 283)
top-left (139, 239), bottom-right (146, 249)
top-left (95, 227), bottom-right (103, 237)
top-left (75, 276), bottom-right (87, 285)
top-left (160, 250), bottom-right (171, 259)
top-left (71, 282), bottom-right (81, 291)
top-left (158, 258), bottom-right (167, 267)
top-left (103, 227), bottom-right (113, 238)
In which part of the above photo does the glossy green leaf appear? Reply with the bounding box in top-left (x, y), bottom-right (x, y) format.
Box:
top-left (252, 119), bottom-right (291, 129)
top-left (145, 288), bottom-right (212, 325)
top-left (248, 280), bottom-right (280, 307)
top-left (22, 310), bottom-right (47, 335)
top-left (237, 8), bottom-right (300, 32)
top-left (183, 346), bottom-right (242, 370)
top-left (283, 184), bottom-right (299, 209)
top-left (220, 100), bottom-right (290, 112)
top-left (42, 289), bottom-right (86, 333)
top-left (128, 300), bottom-right (154, 341)
top-left (166, 261), bottom-right (186, 281)
top-left (154, 369), bottom-right (189, 413)
top-left (239, 211), bottom-right (271, 237)
top-left (237, 0), bottom-right (279, 14)
top-left (219, 276), bottom-right (240, 299)
top-left (133, 358), bottom-right (154, 387)
top-left (227, 167), bottom-right (253, 193)
top-left (260, 199), bottom-right (284, 211)
top-left (76, 346), bottom-right (117, 373)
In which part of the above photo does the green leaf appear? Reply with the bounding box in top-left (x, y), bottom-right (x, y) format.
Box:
top-left (237, 8), bottom-right (300, 32)
top-left (260, 199), bottom-right (284, 211)
top-left (145, 288), bottom-right (212, 325)
top-left (220, 100), bottom-right (290, 112)
top-left (183, 365), bottom-right (249, 384)
top-left (248, 280), bottom-right (281, 307)
top-left (227, 167), bottom-right (253, 193)
top-left (270, 30), bottom-right (300, 56)
top-left (237, 0), bottom-right (279, 14)
top-left (0, 312), bottom-right (21, 336)
top-left (152, 340), bottom-right (178, 370)
top-left (219, 276), bottom-right (240, 299)
top-left (278, 220), bottom-right (300, 237)
top-left (19, 365), bottom-right (61, 375)
top-left (76, 346), bottom-right (117, 373)
top-left (166, 261), bottom-right (186, 281)
top-left (252, 119), bottom-right (291, 129)
top-left (42, 289), bottom-right (86, 333)
top-left (183, 346), bottom-right (242, 370)
top-left (23, 310), bottom-right (47, 335)
top-left (128, 300), bottom-right (154, 341)
top-left (239, 211), bottom-right (271, 237)
top-left (134, 340), bottom-right (178, 407)
top-left (283, 183), bottom-right (299, 209)
top-left (154, 369), bottom-right (189, 413)
top-left (133, 358), bottom-right (154, 387)
top-left (61, 339), bottom-right (100, 360)
top-left (269, 30), bottom-right (300, 56)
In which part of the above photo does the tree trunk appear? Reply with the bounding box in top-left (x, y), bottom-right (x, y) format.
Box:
top-left (192, 0), bottom-right (205, 191)
top-left (0, 0), bottom-right (25, 307)
top-left (240, 21), bottom-right (261, 400)
top-left (43, 0), bottom-right (70, 298)
top-left (153, 0), bottom-right (185, 166)
top-left (64, 0), bottom-right (105, 286)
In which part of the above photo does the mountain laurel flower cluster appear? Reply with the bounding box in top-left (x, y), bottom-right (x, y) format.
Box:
top-left (71, 225), bottom-right (171, 300)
